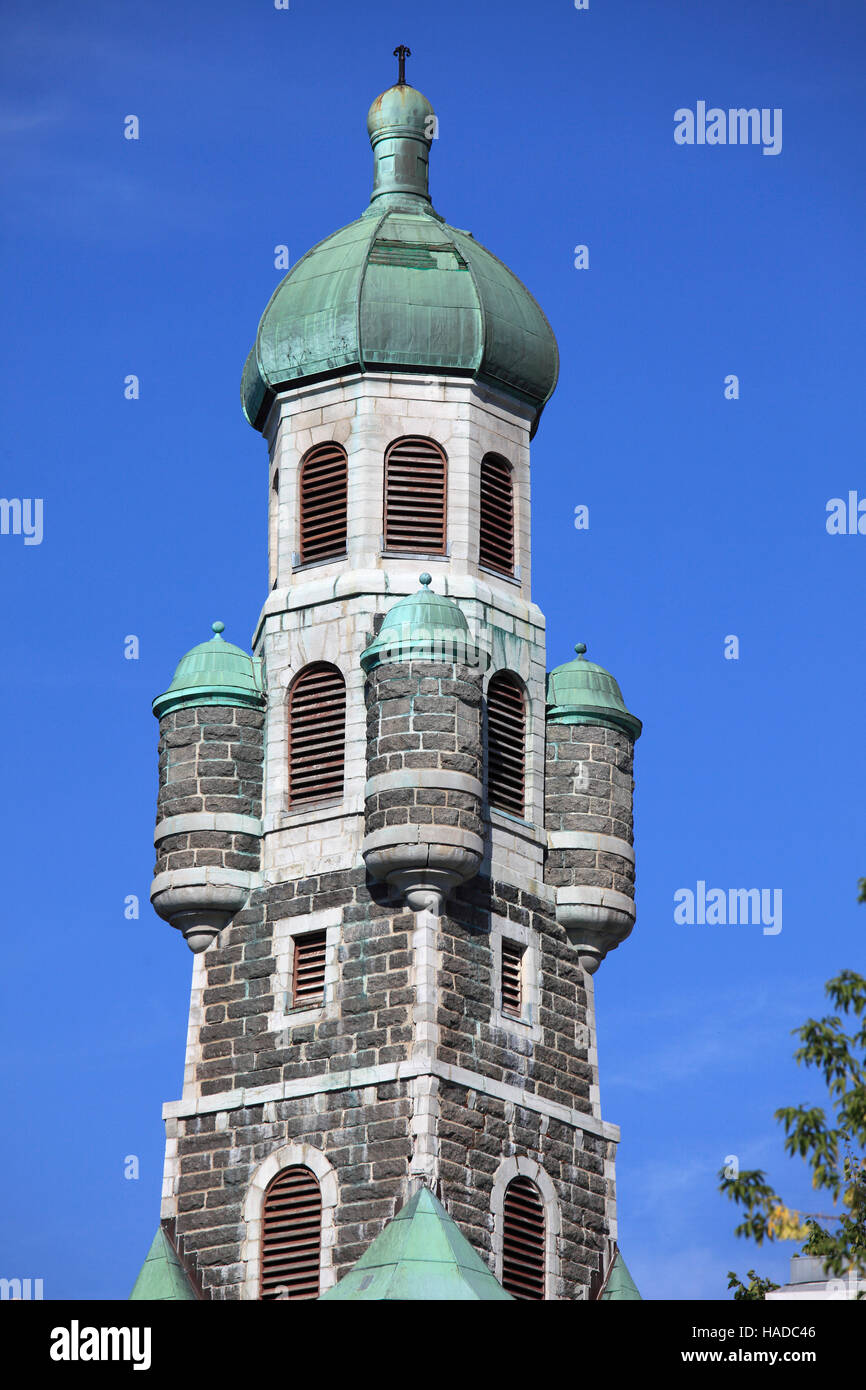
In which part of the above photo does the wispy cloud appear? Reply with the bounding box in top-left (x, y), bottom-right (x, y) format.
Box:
top-left (604, 977), bottom-right (815, 1092)
top-left (0, 104), bottom-right (66, 137)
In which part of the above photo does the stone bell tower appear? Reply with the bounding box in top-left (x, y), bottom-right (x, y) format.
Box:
top-left (131, 54), bottom-right (642, 1303)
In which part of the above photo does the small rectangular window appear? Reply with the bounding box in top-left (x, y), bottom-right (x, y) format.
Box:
top-left (292, 930), bottom-right (327, 1008)
top-left (501, 939), bottom-right (524, 1018)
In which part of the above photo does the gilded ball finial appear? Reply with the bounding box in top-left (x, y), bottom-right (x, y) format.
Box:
top-left (575, 642), bottom-right (587, 657)
top-left (212, 621), bottom-right (225, 635)
top-left (419, 573), bottom-right (432, 588)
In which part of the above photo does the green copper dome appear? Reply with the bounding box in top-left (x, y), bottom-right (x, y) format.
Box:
top-left (546, 643), bottom-right (642, 739)
top-left (361, 574), bottom-right (489, 672)
top-left (152, 622), bottom-right (265, 720)
top-left (241, 70), bottom-right (558, 436)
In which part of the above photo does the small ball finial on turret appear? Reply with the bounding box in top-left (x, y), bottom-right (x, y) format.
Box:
top-left (575, 642), bottom-right (587, 658)
top-left (212, 621), bottom-right (225, 636)
top-left (419, 573), bottom-right (432, 588)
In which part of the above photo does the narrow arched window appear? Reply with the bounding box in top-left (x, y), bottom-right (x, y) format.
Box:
top-left (384, 436), bottom-right (447, 554)
top-left (260, 1166), bottom-right (322, 1300)
top-left (502, 1176), bottom-right (545, 1300)
top-left (269, 468), bottom-right (280, 589)
top-left (299, 443), bottom-right (348, 565)
top-left (288, 664), bottom-right (346, 808)
top-left (479, 453), bottom-right (514, 575)
top-left (486, 672), bottom-right (526, 817)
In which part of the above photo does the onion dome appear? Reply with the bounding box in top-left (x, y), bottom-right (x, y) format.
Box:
top-left (241, 60), bottom-right (558, 436)
top-left (546, 644), bottom-right (642, 740)
top-left (360, 574), bottom-right (489, 672)
top-left (152, 622), bottom-right (265, 720)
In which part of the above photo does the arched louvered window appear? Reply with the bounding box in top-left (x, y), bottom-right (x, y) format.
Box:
top-left (384, 436), bottom-right (447, 554)
top-left (479, 453), bottom-right (514, 575)
top-left (288, 664), bottom-right (346, 808)
top-left (260, 1166), bottom-right (322, 1300)
top-left (299, 443), bottom-right (348, 564)
top-left (502, 1176), bottom-right (546, 1300)
top-left (487, 672), bottom-right (526, 817)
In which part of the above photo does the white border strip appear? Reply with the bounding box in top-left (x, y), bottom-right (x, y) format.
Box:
top-left (163, 1057), bottom-right (620, 1143)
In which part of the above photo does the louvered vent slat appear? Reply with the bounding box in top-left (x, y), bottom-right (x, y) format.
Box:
top-left (260, 1166), bottom-right (322, 1300)
top-left (502, 1177), bottom-right (545, 1300)
top-left (292, 929), bottom-right (327, 1007)
top-left (300, 443), bottom-right (348, 563)
top-left (384, 437), bottom-right (447, 554)
top-left (487, 673), bottom-right (525, 817)
top-left (501, 939), bottom-right (524, 1017)
top-left (479, 454), bottom-right (514, 574)
top-left (288, 665), bottom-right (346, 807)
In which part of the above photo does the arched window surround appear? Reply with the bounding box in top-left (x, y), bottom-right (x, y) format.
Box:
top-left (241, 1144), bottom-right (338, 1300)
top-left (491, 1156), bottom-right (561, 1300)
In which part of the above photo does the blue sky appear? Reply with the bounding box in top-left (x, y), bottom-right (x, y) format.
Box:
top-left (1, 0), bottom-right (864, 1300)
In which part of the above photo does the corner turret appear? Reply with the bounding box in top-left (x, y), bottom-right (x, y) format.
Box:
top-left (150, 623), bottom-right (265, 952)
top-left (360, 575), bottom-right (489, 913)
top-left (544, 644), bottom-right (641, 973)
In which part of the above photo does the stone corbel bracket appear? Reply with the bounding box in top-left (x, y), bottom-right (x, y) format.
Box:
top-left (548, 829), bottom-right (636, 974)
top-left (362, 822), bottom-right (483, 915)
top-left (555, 886), bottom-right (636, 975)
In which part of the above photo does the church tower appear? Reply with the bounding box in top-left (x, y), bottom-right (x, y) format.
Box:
top-left (133, 54), bottom-right (642, 1302)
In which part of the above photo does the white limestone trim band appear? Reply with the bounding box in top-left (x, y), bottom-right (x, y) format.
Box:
top-left (556, 885), bottom-right (635, 915)
top-left (162, 1058), bottom-right (620, 1143)
top-left (546, 831), bottom-right (635, 863)
top-left (362, 824), bottom-right (484, 855)
top-left (365, 769), bottom-right (480, 798)
top-left (150, 866), bottom-right (261, 895)
top-left (155, 813), bottom-right (262, 843)
top-left (254, 568), bottom-right (547, 644)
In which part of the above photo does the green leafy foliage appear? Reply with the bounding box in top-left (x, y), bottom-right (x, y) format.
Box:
top-left (727, 1269), bottom-right (780, 1300)
top-left (719, 967), bottom-right (866, 1292)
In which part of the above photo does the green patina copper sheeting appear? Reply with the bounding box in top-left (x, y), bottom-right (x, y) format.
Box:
top-left (319, 1185), bottom-right (513, 1300)
top-left (152, 622), bottom-right (265, 720)
top-left (129, 1228), bottom-right (198, 1301)
top-left (546, 644), bottom-right (642, 739)
top-left (600, 1250), bottom-right (642, 1300)
top-left (241, 82), bottom-right (558, 434)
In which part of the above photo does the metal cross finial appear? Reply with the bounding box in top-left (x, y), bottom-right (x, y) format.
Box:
top-left (394, 44), bottom-right (411, 85)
